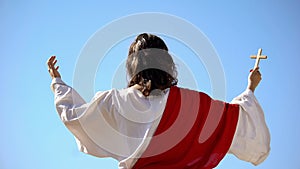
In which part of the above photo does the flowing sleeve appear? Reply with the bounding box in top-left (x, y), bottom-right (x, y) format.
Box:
top-left (229, 89), bottom-right (271, 165)
top-left (50, 77), bottom-right (118, 159)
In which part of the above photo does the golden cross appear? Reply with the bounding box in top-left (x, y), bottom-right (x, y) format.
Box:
top-left (250, 48), bottom-right (267, 69)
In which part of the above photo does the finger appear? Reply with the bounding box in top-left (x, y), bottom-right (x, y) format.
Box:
top-left (48, 55), bottom-right (55, 63)
top-left (55, 66), bottom-right (59, 70)
top-left (47, 55), bottom-right (54, 62)
top-left (250, 67), bottom-right (259, 74)
top-left (53, 59), bottom-right (57, 66)
top-left (254, 67), bottom-right (261, 74)
top-left (257, 71), bottom-right (261, 76)
top-left (47, 56), bottom-right (55, 67)
top-left (49, 57), bottom-right (58, 69)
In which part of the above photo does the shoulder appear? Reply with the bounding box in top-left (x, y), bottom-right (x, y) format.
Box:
top-left (91, 87), bottom-right (141, 102)
top-left (92, 89), bottom-right (119, 102)
top-left (174, 86), bottom-right (211, 99)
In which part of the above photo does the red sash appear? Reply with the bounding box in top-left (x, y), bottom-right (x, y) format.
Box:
top-left (132, 86), bottom-right (239, 169)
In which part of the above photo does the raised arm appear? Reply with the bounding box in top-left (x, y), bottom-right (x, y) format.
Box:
top-left (46, 56), bottom-right (117, 158)
top-left (229, 67), bottom-right (270, 165)
top-left (47, 55), bottom-right (86, 122)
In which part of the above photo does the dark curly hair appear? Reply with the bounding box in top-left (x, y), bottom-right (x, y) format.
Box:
top-left (126, 33), bottom-right (178, 96)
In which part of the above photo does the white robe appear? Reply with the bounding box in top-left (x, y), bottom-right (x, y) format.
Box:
top-left (51, 78), bottom-right (270, 169)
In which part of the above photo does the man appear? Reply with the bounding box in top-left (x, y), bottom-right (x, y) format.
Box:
top-left (47, 33), bottom-right (270, 169)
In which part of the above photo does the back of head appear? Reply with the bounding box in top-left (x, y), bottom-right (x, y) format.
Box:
top-left (126, 33), bottom-right (178, 96)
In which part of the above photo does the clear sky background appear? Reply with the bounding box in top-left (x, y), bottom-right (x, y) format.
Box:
top-left (1, 0), bottom-right (300, 169)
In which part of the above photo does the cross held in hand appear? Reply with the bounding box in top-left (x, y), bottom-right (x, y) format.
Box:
top-left (250, 48), bottom-right (267, 69)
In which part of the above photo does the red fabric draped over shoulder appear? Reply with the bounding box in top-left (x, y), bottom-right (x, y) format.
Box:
top-left (132, 86), bottom-right (239, 169)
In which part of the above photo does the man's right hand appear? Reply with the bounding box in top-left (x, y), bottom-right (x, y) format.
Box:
top-left (247, 67), bottom-right (262, 92)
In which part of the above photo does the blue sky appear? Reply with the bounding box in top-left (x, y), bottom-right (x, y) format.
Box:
top-left (1, 0), bottom-right (300, 169)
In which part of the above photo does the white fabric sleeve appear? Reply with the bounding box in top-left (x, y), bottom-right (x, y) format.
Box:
top-left (50, 78), bottom-right (117, 159)
top-left (229, 89), bottom-right (271, 165)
